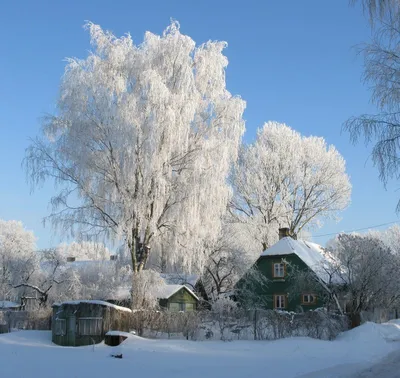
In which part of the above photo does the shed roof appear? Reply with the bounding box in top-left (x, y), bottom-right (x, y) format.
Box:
top-left (260, 237), bottom-right (340, 284)
top-left (52, 300), bottom-right (132, 313)
top-left (0, 301), bottom-right (20, 309)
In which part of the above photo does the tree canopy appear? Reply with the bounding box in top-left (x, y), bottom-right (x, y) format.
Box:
top-left (25, 21), bottom-right (246, 273)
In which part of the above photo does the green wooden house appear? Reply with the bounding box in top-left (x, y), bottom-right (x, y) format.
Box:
top-left (236, 228), bottom-right (339, 312)
top-left (157, 285), bottom-right (199, 311)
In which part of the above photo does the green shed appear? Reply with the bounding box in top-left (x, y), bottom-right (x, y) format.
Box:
top-left (52, 300), bottom-right (132, 346)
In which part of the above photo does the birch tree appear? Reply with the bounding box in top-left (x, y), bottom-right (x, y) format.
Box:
top-left (25, 21), bottom-right (246, 273)
top-left (231, 122), bottom-right (351, 251)
top-left (351, 0), bottom-right (399, 22)
top-left (345, 10), bottom-right (400, 211)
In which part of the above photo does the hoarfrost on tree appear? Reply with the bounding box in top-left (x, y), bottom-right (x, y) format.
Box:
top-left (231, 122), bottom-right (351, 252)
top-left (25, 21), bottom-right (246, 273)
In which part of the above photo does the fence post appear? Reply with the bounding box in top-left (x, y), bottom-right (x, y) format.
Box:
top-left (253, 309), bottom-right (257, 340)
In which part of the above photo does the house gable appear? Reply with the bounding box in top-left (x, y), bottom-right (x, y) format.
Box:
top-left (158, 286), bottom-right (198, 311)
top-left (236, 248), bottom-right (327, 311)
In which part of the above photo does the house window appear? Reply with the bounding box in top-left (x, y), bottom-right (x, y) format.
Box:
top-left (55, 319), bottom-right (66, 336)
top-left (169, 303), bottom-right (193, 312)
top-left (169, 302), bottom-right (180, 312)
top-left (302, 294), bottom-right (317, 305)
top-left (185, 303), bottom-right (194, 311)
top-left (273, 262), bottom-right (285, 278)
top-left (78, 317), bottom-right (102, 336)
top-left (274, 295), bottom-right (286, 309)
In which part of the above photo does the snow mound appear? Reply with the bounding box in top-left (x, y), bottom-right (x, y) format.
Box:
top-left (106, 331), bottom-right (137, 338)
top-left (337, 321), bottom-right (400, 344)
top-left (0, 330), bottom-right (53, 347)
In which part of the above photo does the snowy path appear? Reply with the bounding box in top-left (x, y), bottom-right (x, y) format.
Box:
top-left (354, 348), bottom-right (400, 377)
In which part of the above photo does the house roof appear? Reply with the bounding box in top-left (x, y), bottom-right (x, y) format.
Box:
top-left (260, 237), bottom-right (340, 284)
top-left (155, 284), bottom-right (199, 301)
top-left (0, 301), bottom-right (20, 309)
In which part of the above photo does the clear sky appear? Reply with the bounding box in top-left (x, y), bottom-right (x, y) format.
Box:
top-left (1, 0), bottom-right (399, 249)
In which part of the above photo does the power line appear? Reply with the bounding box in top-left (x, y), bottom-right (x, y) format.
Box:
top-left (312, 221), bottom-right (400, 238)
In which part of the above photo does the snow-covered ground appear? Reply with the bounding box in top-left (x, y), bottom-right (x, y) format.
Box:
top-left (1, 321), bottom-right (400, 378)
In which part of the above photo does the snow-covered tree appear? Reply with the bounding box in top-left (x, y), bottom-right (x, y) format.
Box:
top-left (25, 21), bottom-right (246, 274)
top-left (329, 233), bottom-right (400, 324)
top-left (231, 122), bottom-right (351, 252)
top-left (351, 0), bottom-right (399, 22)
top-left (375, 224), bottom-right (400, 254)
top-left (131, 269), bottom-right (165, 310)
top-left (345, 7), bottom-right (400, 211)
top-left (57, 241), bottom-right (111, 261)
top-left (0, 220), bottom-right (37, 300)
top-left (202, 222), bottom-right (258, 302)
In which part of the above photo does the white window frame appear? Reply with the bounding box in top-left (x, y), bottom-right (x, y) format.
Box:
top-left (273, 262), bottom-right (285, 278)
top-left (55, 318), bottom-right (66, 336)
top-left (274, 295), bottom-right (286, 309)
top-left (78, 317), bottom-right (103, 336)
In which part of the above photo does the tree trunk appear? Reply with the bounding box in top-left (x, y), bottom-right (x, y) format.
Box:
top-left (350, 312), bottom-right (361, 328)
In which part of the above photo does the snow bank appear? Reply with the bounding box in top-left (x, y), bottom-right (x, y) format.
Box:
top-left (338, 321), bottom-right (400, 343)
top-left (1, 321), bottom-right (400, 378)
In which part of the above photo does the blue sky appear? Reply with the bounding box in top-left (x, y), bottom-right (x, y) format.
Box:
top-left (1, 0), bottom-right (398, 249)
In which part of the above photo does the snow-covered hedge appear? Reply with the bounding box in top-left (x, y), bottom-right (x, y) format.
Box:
top-left (130, 308), bottom-right (349, 341)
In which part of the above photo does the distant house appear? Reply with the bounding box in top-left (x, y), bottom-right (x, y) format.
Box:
top-left (235, 228), bottom-right (341, 312)
top-left (157, 285), bottom-right (199, 311)
top-left (52, 300), bottom-right (132, 346)
top-left (161, 272), bottom-right (209, 307)
top-left (109, 283), bottom-right (200, 311)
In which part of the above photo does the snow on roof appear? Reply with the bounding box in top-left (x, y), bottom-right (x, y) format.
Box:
top-left (155, 284), bottom-right (199, 301)
top-left (260, 237), bottom-right (340, 284)
top-left (105, 330), bottom-right (136, 338)
top-left (53, 300), bottom-right (132, 313)
top-left (0, 301), bottom-right (20, 309)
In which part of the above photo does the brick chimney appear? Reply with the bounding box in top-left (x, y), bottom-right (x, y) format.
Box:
top-left (66, 256), bottom-right (76, 262)
top-left (110, 255), bottom-right (118, 261)
top-left (279, 228), bottom-right (290, 240)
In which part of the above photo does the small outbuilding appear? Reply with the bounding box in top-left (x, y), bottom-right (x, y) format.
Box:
top-left (157, 285), bottom-right (199, 311)
top-left (0, 301), bottom-right (21, 311)
top-left (52, 300), bottom-right (132, 346)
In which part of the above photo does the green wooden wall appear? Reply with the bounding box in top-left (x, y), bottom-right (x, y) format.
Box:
top-left (159, 288), bottom-right (198, 311)
top-left (52, 302), bottom-right (131, 346)
top-left (236, 253), bottom-right (324, 312)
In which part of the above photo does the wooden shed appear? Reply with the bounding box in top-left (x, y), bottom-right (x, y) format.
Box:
top-left (52, 300), bottom-right (132, 346)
